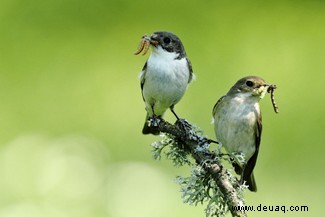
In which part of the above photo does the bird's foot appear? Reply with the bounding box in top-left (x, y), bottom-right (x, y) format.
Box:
top-left (148, 115), bottom-right (162, 127)
top-left (175, 118), bottom-right (192, 133)
top-left (207, 139), bottom-right (219, 144)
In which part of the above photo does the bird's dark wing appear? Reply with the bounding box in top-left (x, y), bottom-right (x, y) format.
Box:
top-left (242, 111), bottom-right (262, 189)
top-left (212, 95), bottom-right (226, 117)
top-left (186, 57), bottom-right (194, 83)
top-left (140, 61), bottom-right (147, 101)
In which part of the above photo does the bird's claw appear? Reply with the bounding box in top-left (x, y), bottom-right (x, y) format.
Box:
top-left (207, 139), bottom-right (219, 144)
top-left (175, 118), bottom-right (192, 132)
top-left (148, 115), bottom-right (161, 127)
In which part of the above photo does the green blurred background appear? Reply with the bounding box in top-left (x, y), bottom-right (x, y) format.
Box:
top-left (0, 0), bottom-right (324, 216)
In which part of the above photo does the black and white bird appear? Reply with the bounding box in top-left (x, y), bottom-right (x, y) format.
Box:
top-left (138, 31), bottom-right (194, 135)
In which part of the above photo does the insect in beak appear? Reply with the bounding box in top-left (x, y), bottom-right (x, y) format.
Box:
top-left (134, 34), bottom-right (158, 56)
top-left (267, 84), bottom-right (279, 113)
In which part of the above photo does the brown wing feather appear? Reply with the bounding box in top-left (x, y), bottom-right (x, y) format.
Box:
top-left (212, 95), bottom-right (226, 117)
top-left (242, 110), bottom-right (262, 191)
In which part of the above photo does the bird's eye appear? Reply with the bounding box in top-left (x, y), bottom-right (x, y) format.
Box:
top-left (163, 37), bottom-right (171, 44)
top-left (246, 80), bottom-right (254, 87)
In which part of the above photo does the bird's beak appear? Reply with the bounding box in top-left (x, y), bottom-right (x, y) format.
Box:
top-left (257, 84), bottom-right (269, 99)
top-left (252, 84), bottom-right (268, 98)
top-left (149, 34), bottom-right (159, 47)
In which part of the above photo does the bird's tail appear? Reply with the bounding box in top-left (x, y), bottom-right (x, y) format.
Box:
top-left (142, 113), bottom-right (160, 135)
top-left (246, 172), bottom-right (257, 192)
top-left (233, 161), bottom-right (257, 192)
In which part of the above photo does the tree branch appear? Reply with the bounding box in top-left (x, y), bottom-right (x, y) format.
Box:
top-left (156, 118), bottom-right (247, 217)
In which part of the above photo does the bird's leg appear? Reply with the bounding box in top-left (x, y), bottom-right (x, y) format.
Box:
top-left (149, 114), bottom-right (162, 127)
top-left (239, 164), bottom-right (246, 185)
top-left (170, 105), bottom-right (185, 127)
top-left (148, 105), bottom-right (161, 127)
top-left (239, 174), bottom-right (245, 185)
top-left (170, 105), bottom-right (180, 120)
top-left (170, 105), bottom-right (190, 127)
top-left (170, 105), bottom-right (192, 136)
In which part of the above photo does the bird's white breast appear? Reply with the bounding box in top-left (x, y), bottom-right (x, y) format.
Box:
top-left (141, 46), bottom-right (190, 116)
top-left (214, 93), bottom-right (260, 163)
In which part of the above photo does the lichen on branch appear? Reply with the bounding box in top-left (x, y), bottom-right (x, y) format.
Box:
top-left (150, 118), bottom-right (248, 217)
